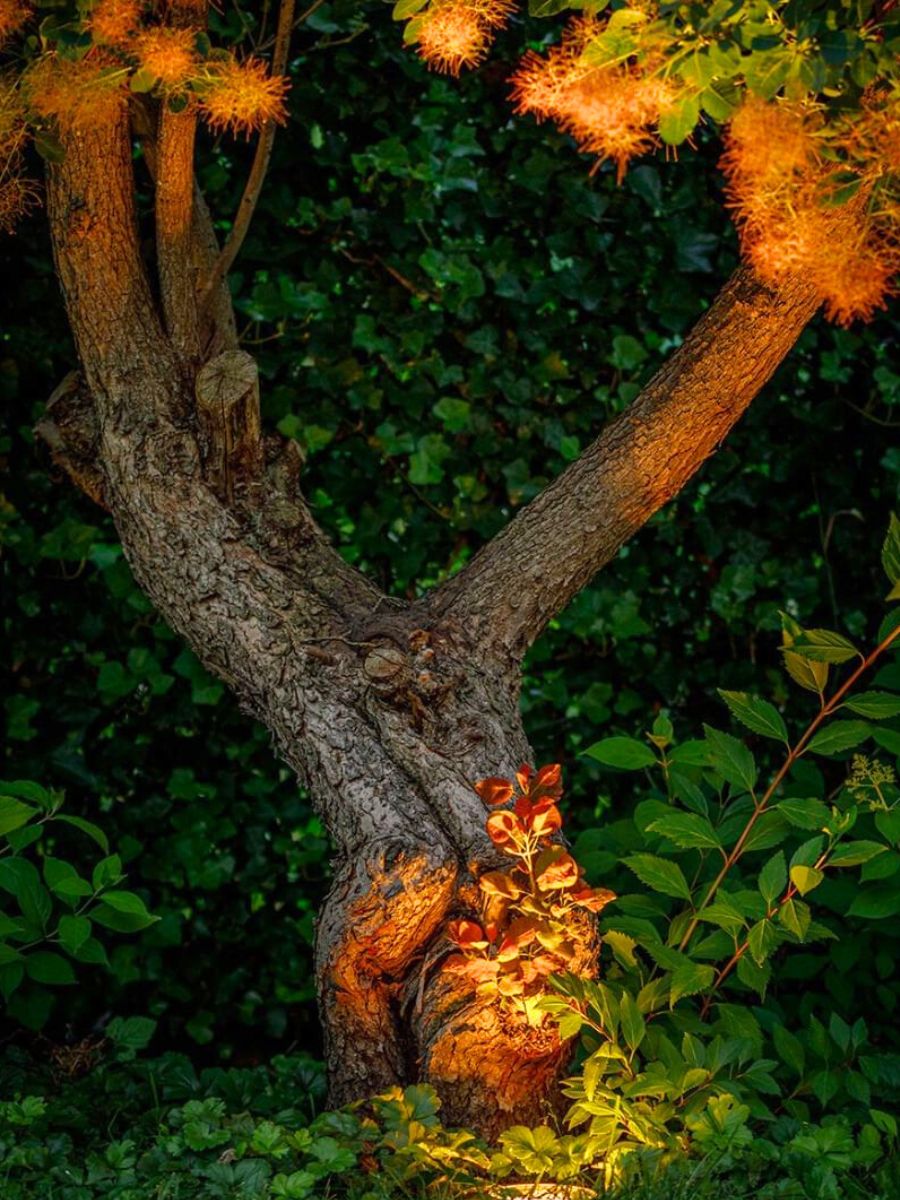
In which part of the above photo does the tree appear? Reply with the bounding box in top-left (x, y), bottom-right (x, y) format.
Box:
top-left (2, 0), bottom-right (899, 1137)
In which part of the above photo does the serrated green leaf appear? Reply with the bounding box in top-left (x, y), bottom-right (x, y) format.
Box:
top-left (646, 812), bottom-right (721, 850)
top-left (584, 737), bottom-right (656, 770)
top-left (805, 721), bottom-right (871, 757)
top-left (758, 851), bottom-right (787, 907)
top-left (777, 797), bottom-right (830, 830)
top-left (843, 691), bottom-right (900, 719)
top-left (669, 961), bottom-right (715, 1006)
top-left (703, 726), bottom-right (757, 793)
top-left (779, 897), bottom-right (811, 940)
top-left (719, 691), bottom-right (788, 743)
top-left (624, 853), bottom-right (692, 901)
top-left (883, 513), bottom-right (900, 585)
top-left (828, 840), bottom-right (887, 868)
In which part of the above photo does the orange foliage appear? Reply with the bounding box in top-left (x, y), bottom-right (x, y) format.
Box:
top-left (413, 0), bottom-right (495, 76)
top-left (198, 57), bottom-right (289, 137)
top-left (722, 95), bottom-right (899, 325)
top-left (25, 54), bottom-right (125, 135)
top-left (86, 0), bottom-right (142, 46)
top-left (0, 0), bottom-right (30, 47)
top-left (134, 26), bottom-right (198, 87)
top-left (447, 763), bottom-right (614, 1017)
top-left (510, 18), bottom-right (679, 181)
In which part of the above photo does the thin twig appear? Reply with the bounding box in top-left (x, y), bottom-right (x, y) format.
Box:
top-left (199, 0), bottom-right (296, 316)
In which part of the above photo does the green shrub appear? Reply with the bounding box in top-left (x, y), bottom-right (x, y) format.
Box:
top-left (0, 781), bottom-right (157, 1030)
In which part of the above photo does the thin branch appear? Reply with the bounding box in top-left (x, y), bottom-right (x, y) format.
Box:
top-left (199, 0), bottom-right (296, 316)
top-left (156, 102), bottom-right (201, 359)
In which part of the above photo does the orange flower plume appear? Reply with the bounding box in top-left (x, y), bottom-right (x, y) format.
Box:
top-left (134, 26), bottom-right (198, 88)
top-left (411, 0), bottom-right (513, 77)
top-left (86, 0), bottom-right (142, 47)
top-left (0, 0), bottom-right (29, 46)
top-left (510, 17), bottom-right (679, 182)
top-left (25, 53), bottom-right (125, 135)
top-left (721, 95), bottom-right (899, 325)
top-left (198, 57), bottom-right (289, 137)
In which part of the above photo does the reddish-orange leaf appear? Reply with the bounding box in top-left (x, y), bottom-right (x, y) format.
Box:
top-left (478, 869), bottom-right (523, 899)
top-left (529, 803), bottom-right (562, 837)
top-left (447, 918), bottom-right (488, 949)
top-left (571, 886), bottom-right (616, 913)
top-left (515, 763), bottom-right (534, 794)
top-left (532, 762), bottom-right (563, 801)
top-left (486, 809), bottom-right (523, 848)
top-left (474, 776), bottom-right (514, 807)
top-left (536, 851), bottom-right (579, 890)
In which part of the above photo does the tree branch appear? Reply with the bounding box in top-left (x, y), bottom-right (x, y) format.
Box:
top-left (198, 0), bottom-right (296, 315)
top-left (156, 102), bottom-right (201, 359)
top-left (426, 266), bottom-right (821, 661)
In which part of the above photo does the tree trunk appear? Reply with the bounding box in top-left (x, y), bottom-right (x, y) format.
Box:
top-left (37, 102), bottom-right (823, 1138)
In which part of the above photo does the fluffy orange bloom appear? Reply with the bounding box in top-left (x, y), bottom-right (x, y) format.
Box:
top-left (86, 0), bottom-right (142, 46)
top-left (0, 173), bottom-right (40, 233)
top-left (409, 0), bottom-right (513, 75)
top-left (0, 0), bottom-right (30, 45)
top-left (134, 26), bottom-right (198, 87)
top-left (511, 18), bottom-right (679, 180)
top-left (25, 53), bottom-right (125, 135)
top-left (722, 96), bottom-right (899, 325)
top-left (818, 242), bottom-right (896, 325)
top-left (198, 57), bottom-right (289, 137)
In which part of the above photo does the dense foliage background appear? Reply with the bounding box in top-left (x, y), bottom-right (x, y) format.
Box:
top-left (2, 0), bottom-right (899, 1080)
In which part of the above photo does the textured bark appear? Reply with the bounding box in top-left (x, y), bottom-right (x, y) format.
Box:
top-left (39, 100), bottom-right (822, 1140)
top-left (429, 267), bottom-right (821, 661)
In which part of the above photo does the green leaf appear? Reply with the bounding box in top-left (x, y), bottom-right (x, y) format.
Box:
top-left (843, 691), bottom-right (900, 719)
top-left (847, 886), bottom-right (900, 919)
top-left (698, 895), bottom-right (746, 936)
top-left (779, 897), bottom-right (811, 940)
top-left (773, 1024), bottom-right (805, 1075)
top-left (790, 865), bottom-right (825, 896)
top-left (805, 721), bottom-right (871, 757)
top-left (828, 840), bottom-right (887, 868)
top-left (742, 811), bottom-right (791, 853)
top-left (619, 991), bottom-right (645, 1051)
top-left (0, 797), bottom-right (36, 837)
top-left (392, 0), bottom-right (427, 18)
top-left (777, 797), bottom-right (830, 830)
top-left (758, 851), bottom-right (787, 907)
top-left (669, 961), bottom-right (715, 1006)
top-left (747, 918), bottom-right (780, 965)
top-left (646, 812), bottom-right (721, 850)
top-left (25, 951), bottom-right (76, 985)
top-left (658, 92), bottom-right (700, 146)
top-left (106, 1015), bottom-right (157, 1057)
top-left (788, 628), bottom-right (859, 664)
top-left (0, 781), bottom-right (54, 810)
top-left (718, 691), bottom-right (788, 743)
top-left (584, 737), bottom-right (656, 770)
top-left (98, 890), bottom-right (155, 920)
top-left (703, 726), bottom-right (758, 793)
top-left (55, 815), bottom-right (109, 853)
top-left (92, 855), bottom-right (122, 891)
top-left (783, 650), bottom-right (829, 694)
top-left (92, 902), bottom-right (158, 933)
top-left (623, 853), bottom-right (692, 901)
top-left (736, 953), bottom-right (771, 998)
top-left (58, 915), bottom-right (91, 955)
top-left (883, 513), bottom-right (900, 586)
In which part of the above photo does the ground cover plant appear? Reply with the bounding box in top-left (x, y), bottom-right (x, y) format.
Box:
top-left (2, 0), bottom-right (900, 1194)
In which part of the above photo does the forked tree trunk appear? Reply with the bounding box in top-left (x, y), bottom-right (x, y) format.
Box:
top-left (38, 103), bottom-right (822, 1137)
